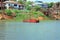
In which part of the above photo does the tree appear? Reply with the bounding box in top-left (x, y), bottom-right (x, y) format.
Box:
top-left (34, 5), bottom-right (41, 11)
top-left (14, 0), bottom-right (16, 1)
top-left (18, 0), bottom-right (24, 4)
top-left (25, 1), bottom-right (33, 10)
top-left (48, 2), bottom-right (54, 8)
top-left (5, 9), bottom-right (12, 16)
top-left (26, 1), bottom-right (33, 5)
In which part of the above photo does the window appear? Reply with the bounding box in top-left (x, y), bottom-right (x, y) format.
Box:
top-left (14, 4), bottom-right (17, 6)
top-left (19, 5), bottom-right (21, 7)
top-left (9, 4), bottom-right (10, 6)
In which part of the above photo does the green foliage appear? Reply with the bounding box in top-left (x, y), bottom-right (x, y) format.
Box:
top-left (48, 2), bottom-right (54, 8)
top-left (26, 5), bottom-right (32, 10)
top-left (34, 5), bottom-right (41, 11)
top-left (25, 1), bottom-right (33, 10)
top-left (5, 9), bottom-right (12, 16)
top-left (18, 0), bottom-right (24, 4)
top-left (32, 11), bottom-right (46, 18)
top-left (39, 12), bottom-right (45, 16)
top-left (12, 9), bottom-right (20, 13)
top-left (0, 10), bottom-right (2, 13)
top-left (26, 1), bottom-right (32, 5)
top-left (33, 11), bottom-right (38, 14)
top-left (14, 0), bottom-right (16, 1)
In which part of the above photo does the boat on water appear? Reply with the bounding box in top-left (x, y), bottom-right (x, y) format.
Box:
top-left (23, 19), bottom-right (39, 23)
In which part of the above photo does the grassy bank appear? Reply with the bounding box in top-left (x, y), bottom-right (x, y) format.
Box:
top-left (0, 9), bottom-right (50, 22)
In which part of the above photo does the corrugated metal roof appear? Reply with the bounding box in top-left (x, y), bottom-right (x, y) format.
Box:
top-left (4, 1), bottom-right (23, 5)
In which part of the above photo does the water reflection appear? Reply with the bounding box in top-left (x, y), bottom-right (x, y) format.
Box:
top-left (0, 22), bottom-right (6, 40)
top-left (0, 21), bottom-right (60, 40)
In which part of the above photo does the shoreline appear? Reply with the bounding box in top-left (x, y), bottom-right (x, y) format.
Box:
top-left (0, 20), bottom-right (59, 22)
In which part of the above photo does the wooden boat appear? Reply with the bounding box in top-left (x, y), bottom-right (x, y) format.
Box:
top-left (23, 19), bottom-right (39, 23)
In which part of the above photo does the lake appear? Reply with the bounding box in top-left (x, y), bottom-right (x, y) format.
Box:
top-left (0, 21), bottom-right (60, 40)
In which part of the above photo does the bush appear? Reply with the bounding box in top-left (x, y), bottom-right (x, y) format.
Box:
top-left (26, 5), bottom-right (32, 10)
top-left (34, 5), bottom-right (41, 11)
top-left (32, 11), bottom-right (46, 17)
top-left (5, 9), bottom-right (12, 16)
top-left (39, 12), bottom-right (45, 17)
top-left (12, 9), bottom-right (20, 13)
top-left (10, 9), bottom-right (22, 16)
top-left (48, 2), bottom-right (54, 8)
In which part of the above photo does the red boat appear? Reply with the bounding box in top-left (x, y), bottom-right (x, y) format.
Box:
top-left (23, 19), bottom-right (39, 23)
